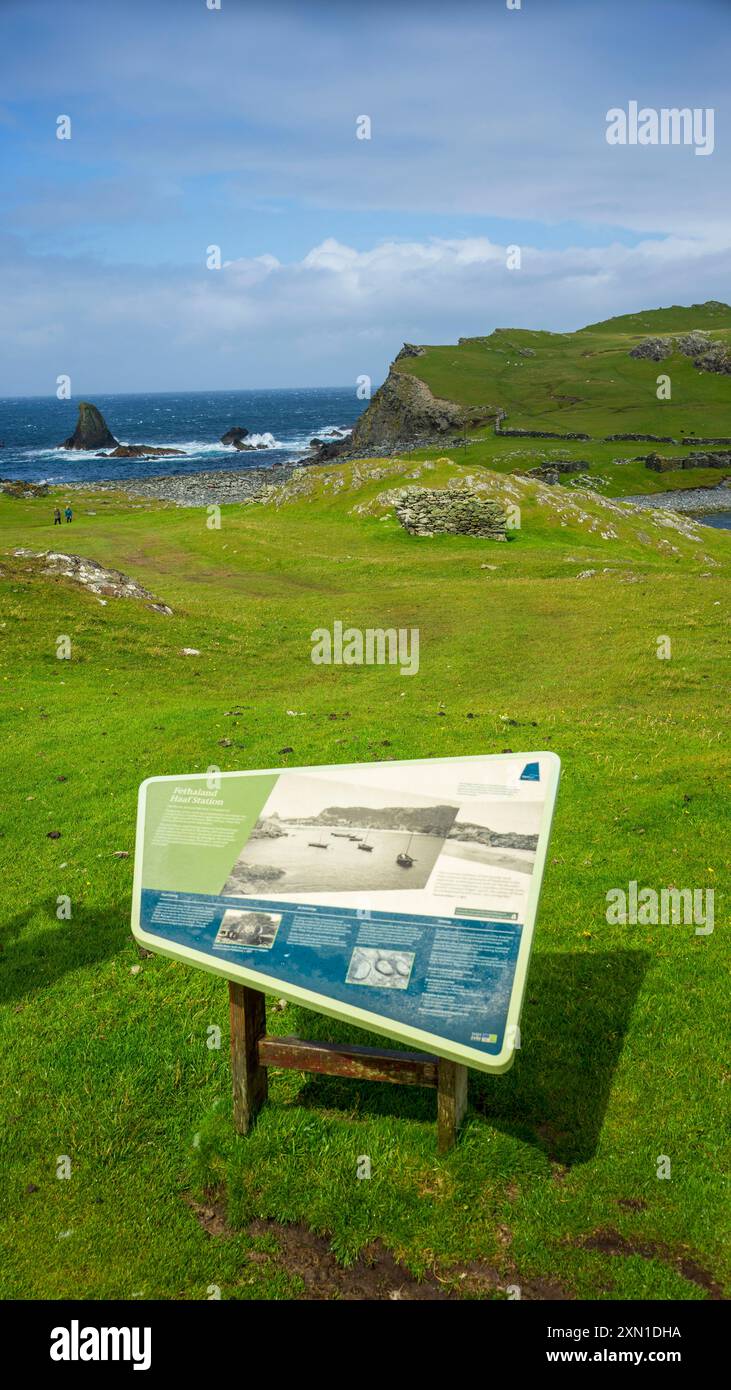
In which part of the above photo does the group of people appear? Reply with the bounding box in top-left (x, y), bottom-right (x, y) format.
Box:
top-left (53, 506), bottom-right (73, 525)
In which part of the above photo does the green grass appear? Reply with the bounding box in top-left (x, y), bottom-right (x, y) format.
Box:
top-left (397, 299), bottom-right (731, 446)
top-left (1, 454), bottom-right (729, 1301)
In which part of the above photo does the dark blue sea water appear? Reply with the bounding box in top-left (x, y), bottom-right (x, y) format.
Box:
top-left (0, 388), bottom-right (365, 483)
top-left (698, 510), bottom-right (731, 531)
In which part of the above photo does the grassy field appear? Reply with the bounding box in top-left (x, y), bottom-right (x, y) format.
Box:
top-left (397, 300), bottom-right (731, 452)
top-left (1, 453), bottom-right (729, 1301)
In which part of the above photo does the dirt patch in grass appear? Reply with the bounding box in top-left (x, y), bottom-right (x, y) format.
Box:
top-left (248, 1219), bottom-right (457, 1300)
top-left (185, 1192), bottom-right (574, 1300)
top-left (578, 1228), bottom-right (726, 1300)
top-left (244, 1219), bottom-right (574, 1300)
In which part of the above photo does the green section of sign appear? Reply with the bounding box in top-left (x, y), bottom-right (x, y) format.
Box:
top-left (141, 773), bottom-right (277, 895)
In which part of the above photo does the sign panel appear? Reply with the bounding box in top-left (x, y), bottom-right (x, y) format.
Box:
top-left (131, 752), bottom-right (560, 1074)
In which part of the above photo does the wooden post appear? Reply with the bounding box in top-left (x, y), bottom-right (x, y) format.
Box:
top-left (228, 983), bottom-right (469, 1150)
top-left (229, 982), bottom-right (268, 1134)
top-left (437, 1060), bottom-right (468, 1154)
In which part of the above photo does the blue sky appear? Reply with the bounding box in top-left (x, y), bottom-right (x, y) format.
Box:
top-left (1, 0), bottom-right (729, 393)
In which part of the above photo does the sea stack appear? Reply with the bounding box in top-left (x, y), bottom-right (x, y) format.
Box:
top-left (59, 402), bottom-right (118, 450)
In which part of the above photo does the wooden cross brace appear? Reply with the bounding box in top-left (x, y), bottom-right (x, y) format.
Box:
top-left (229, 981), bottom-right (468, 1153)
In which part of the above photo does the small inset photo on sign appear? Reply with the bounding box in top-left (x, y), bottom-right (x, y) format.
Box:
top-left (346, 947), bottom-right (414, 990)
top-left (214, 909), bottom-right (281, 951)
top-left (442, 799), bottom-right (542, 877)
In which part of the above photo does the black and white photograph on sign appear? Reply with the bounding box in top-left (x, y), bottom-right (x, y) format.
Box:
top-left (346, 948), bottom-right (415, 990)
top-left (444, 800), bottom-right (542, 876)
top-left (214, 909), bottom-right (281, 951)
top-left (222, 772), bottom-right (459, 896)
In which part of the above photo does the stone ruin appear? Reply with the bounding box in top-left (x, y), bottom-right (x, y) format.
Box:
top-left (393, 483), bottom-right (507, 539)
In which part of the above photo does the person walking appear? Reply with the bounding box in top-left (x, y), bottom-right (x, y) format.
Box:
top-left (64, 505), bottom-right (73, 523)
top-left (53, 507), bottom-right (61, 525)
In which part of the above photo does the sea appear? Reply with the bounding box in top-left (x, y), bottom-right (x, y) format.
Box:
top-left (698, 510), bottom-right (731, 530)
top-left (0, 388), bottom-right (365, 484)
top-left (228, 826), bottom-right (446, 896)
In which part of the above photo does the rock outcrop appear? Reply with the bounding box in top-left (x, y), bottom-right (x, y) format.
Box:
top-left (221, 426), bottom-right (249, 446)
top-left (99, 444), bottom-right (186, 459)
top-left (677, 331), bottom-right (711, 357)
top-left (12, 549), bottom-right (172, 613)
top-left (629, 331), bottom-right (731, 374)
top-left (691, 342), bottom-right (731, 374)
top-left (629, 337), bottom-right (673, 362)
top-left (310, 438), bottom-right (350, 461)
top-left (59, 402), bottom-right (118, 451)
top-left (1, 478), bottom-right (49, 498)
top-left (395, 343), bottom-right (426, 360)
top-left (350, 361), bottom-right (499, 453)
top-left (393, 483), bottom-right (507, 539)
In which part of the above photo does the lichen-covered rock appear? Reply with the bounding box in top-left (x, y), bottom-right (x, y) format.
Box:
top-left (629, 337), bottom-right (672, 361)
top-left (12, 549), bottom-right (172, 613)
top-left (393, 483), bottom-right (507, 539)
top-left (676, 331), bottom-right (711, 357)
top-left (691, 341), bottom-right (731, 374)
top-left (630, 331), bottom-right (731, 374)
top-left (58, 402), bottom-right (118, 451)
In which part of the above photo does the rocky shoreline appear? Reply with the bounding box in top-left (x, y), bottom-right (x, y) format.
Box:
top-left (619, 482), bottom-right (731, 513)
top-left (61, 462), bottom-right (303, 507)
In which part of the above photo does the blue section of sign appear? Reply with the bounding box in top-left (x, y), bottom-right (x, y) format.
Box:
top-left (140, 889), bottom-right (522, 1055)
top-left (520, 762), bottom-right (540, 781)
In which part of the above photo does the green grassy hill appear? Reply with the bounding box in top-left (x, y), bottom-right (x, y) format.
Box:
top-left (1, 455), bottom-right (729, 1300)
top-left (395, 300), bottom-right (731, 439)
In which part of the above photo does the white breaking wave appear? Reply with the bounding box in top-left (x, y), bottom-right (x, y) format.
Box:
top-left (16, 422), bottom-right (352, 468)
top-left (22, 435), bottom-right (283, 459)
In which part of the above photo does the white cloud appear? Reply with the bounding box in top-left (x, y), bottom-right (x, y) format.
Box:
top-left (1, 230), bottom-right (729, 394)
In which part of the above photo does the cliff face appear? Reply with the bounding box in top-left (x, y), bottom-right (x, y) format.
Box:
top-left (350, 357), bottom-right (499, 452)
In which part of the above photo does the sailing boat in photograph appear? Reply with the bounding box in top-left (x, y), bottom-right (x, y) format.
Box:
top-left (357, 830), bottom-right (374, 853)
top-left (396, 833), bottom-right (417, 868)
